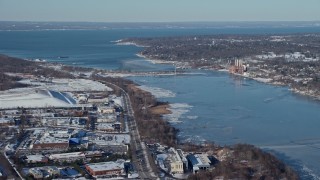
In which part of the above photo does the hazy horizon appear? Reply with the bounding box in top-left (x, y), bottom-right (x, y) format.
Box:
top-left (1, 21), bottom-right (320, 31)
top-left (1, 0), bottom-right (319, 22)
top-left (1, 20), bottom-right (320, 23)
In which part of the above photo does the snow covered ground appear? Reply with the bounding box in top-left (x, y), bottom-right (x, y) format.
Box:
top-left (19, 78), bottom-right (113, 92)
top-left (0, 78), bottom-right (113, 109)
top-left (138, 85), bottom-right (176, 98)
top-left (0, 88), bottom-right (73, 109)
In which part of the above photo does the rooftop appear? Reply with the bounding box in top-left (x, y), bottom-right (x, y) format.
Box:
top-left (86, 160), bottom-right (125, 172)
top-left (93, 134), bottom-right (130, 144)
top-left (26, 155), bottom-right (47, 162)
top-left (0, 118), bottom-right (13, 123)
top-left (188, 154), bottom-right (210, 167)
top-left (168, 148), bottom-right (182, 163)
top-left (49, 152), bottom-right (85, 160)
top-left (96, 123), bottom-right (115, 130)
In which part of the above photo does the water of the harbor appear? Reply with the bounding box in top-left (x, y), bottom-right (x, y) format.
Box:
top-left (1, 26), bottom-right (320, 179)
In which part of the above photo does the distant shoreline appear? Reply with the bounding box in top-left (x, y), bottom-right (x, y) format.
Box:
top-left (117, 39), bottom-right (320, 102)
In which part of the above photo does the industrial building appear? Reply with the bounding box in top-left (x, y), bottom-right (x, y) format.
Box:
top-left (94, 140), bottom-right (128, 154)
top-left (49, 152), bottom-right (86, 162)
top-left (31, 129), bottom-right (70, 151)
top-left (229, 59), bottom-right (247, 74)
top-left (85, 160), bottom-right (125, 177)
top-left (91, 134), bottom-right (130, 154)
top-left (25, 155), bottom-right (48, 164)
top-left (187, 153), bottom-right (211, 173)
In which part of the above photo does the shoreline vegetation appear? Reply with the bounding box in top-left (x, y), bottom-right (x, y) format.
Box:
top-left (0, 54), bottom-right (298, 179)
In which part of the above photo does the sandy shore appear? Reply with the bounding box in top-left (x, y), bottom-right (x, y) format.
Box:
top-left (136, 53), bottom-right (175, 65)
top-left (149, 104), bottom-right (172, 115)
top-left (115, 40), bottom-right (149, 48)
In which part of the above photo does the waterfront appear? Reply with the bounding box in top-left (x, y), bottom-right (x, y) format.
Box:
top-left (1, 27), bottom-right (320, 179)
top-left (130, 71), bottom-right (320, 179)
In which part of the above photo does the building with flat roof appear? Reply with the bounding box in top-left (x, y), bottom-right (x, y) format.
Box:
top-left (49, 152), bottom-right (86, 162)
top-left (25, 155), bottom-right (48, 164)
top-left (29, 168), bottom-right (43, 179)
top-left (94, 140), bottom-right (128, 154)
top-left (84, 151), bottom-right (102, 158)
top-left (187, 153), bottom-right (211, 173)
top-left (166, 148), bottom-right (184, 174)
top-left (177, 149), bottom-right (188, 171)
top-left (91, 134), bottom-right (130, 154)
top-left (98, 106), bottom-right (115, 114)
top-left (97, 115), bottom-right (116, 123)
top-left (96, 123), bottom-right (115, 132)
top-left (44, 166), bottom-right (60, 177)
top-left (0, 118), bottom-right (14, 126)
top-left (31, 129), bottom-right (70, 151)
top-left (85, 160), bottom-right (125, 177)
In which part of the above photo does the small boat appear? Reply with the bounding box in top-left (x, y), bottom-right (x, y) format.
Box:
top-left (58, 56), bottom-right (69, 59)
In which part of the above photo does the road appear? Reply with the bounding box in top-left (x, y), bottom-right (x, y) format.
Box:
top-left (102, 81), bottom-right (157, 179)
top-left (0, 147), bottom-right (23, 180)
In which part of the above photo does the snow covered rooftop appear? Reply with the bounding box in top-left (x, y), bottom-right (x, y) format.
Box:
top-left (86, 160), bottom-right (124, 172)
top-left (94, 134), bottom-right (131, 144)
top-left (26, 155), bottom-right (47, 162)
top-left (49, 152), bottom-right (85, 160)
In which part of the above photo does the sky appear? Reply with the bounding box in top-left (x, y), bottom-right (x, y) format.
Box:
top-left (0, 0), bottom-right (319, 22)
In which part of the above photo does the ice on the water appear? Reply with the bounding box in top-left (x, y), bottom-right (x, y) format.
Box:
top-left (164, 103), bottom-right (193, 123)
top-left (138, 85), bottom-right (176, 98)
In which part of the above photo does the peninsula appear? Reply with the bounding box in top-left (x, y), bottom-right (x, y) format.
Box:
top-left (119, 33), bottom-right (320, 100)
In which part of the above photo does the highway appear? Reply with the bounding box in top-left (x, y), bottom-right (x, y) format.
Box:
top-left (102, 81), bottom-right (158, 179)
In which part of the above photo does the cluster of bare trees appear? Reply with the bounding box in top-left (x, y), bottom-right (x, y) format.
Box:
top-left (0, 54), bottom-right (74, 91)
top-left (0, 73), bottom-right (28, 91)
top-left (188, 144), bottom-right (298, 180)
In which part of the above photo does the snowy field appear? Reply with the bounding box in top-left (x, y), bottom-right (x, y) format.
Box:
top-left (19, 78), bottom-right (113, 92)
top-left (0, 78), bottom-right (113, 109)
top-left (0, 88), bottom-right (73, 109)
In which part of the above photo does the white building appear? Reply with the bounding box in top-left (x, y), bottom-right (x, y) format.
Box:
top-left (49, 152), bottom-right (86, 162)
top-left (98, 106), bottom-right (115, 114)
top-left (96, 123), bottom-right (115, 132)
top-left (166, 148), bottom-right (184, 174)
top-left (25, 155), bottom-right (48, 164)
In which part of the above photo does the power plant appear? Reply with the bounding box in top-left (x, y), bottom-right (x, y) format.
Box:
top-left (229, 59), bottom-right (248, 74)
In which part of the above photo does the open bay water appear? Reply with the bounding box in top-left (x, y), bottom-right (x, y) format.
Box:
top-left (130, 72), bottom-right (320, 179)
top-left (1, 26), bottom-right (320, 179)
